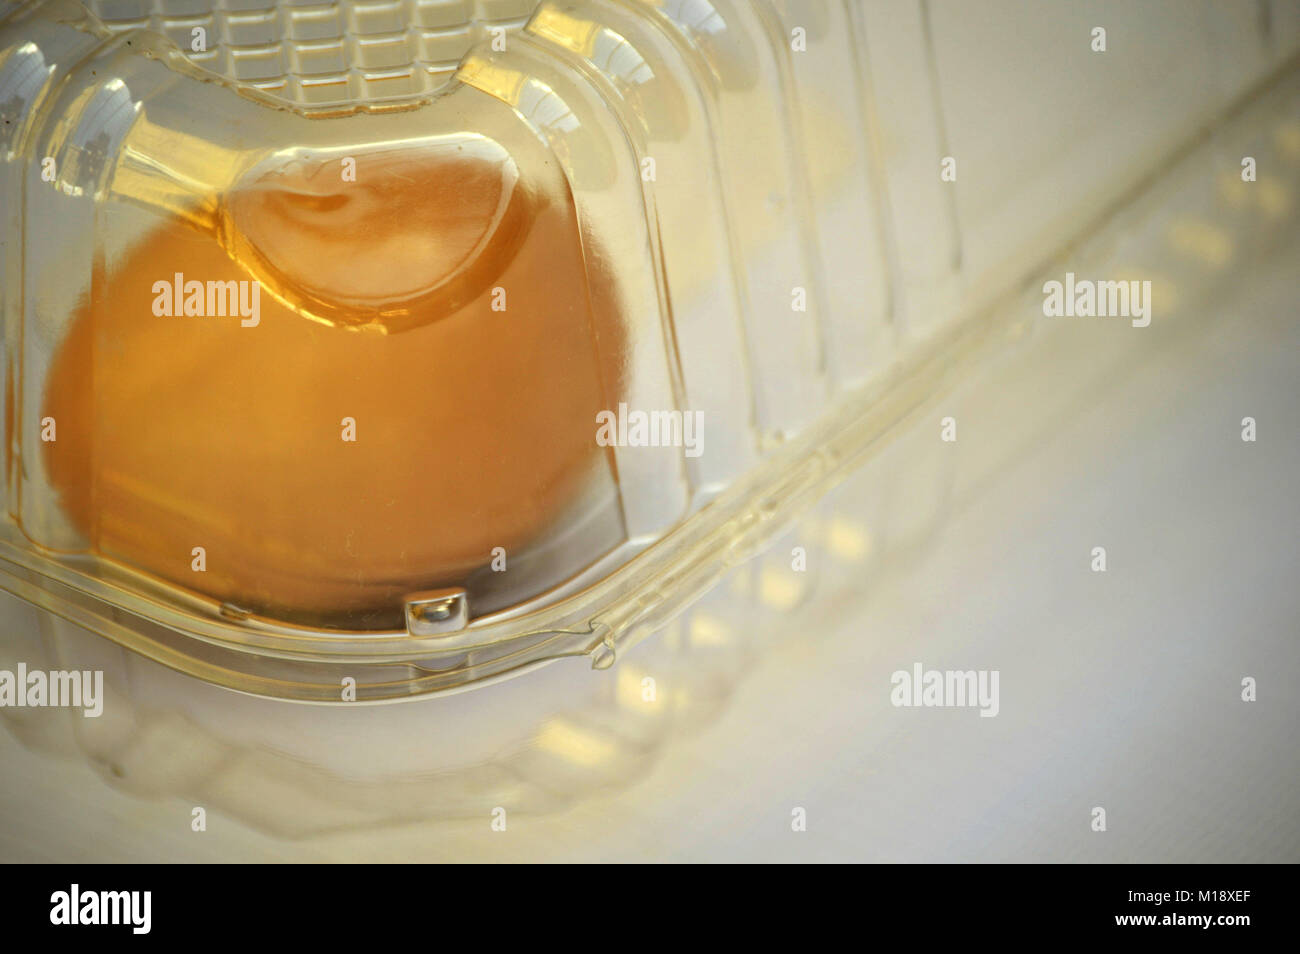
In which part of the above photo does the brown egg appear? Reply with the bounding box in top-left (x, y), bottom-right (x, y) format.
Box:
top-left (41, 146), bottom-right (621, 629)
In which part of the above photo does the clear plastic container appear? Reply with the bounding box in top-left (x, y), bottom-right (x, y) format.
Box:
top-left (3, 0), bottom-right (1299, 834)
top-left (2, 0), bottom-right (1299, 706)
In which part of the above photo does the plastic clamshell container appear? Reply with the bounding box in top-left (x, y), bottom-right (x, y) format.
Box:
top-left (2, 0), bottom-right (1300, 701)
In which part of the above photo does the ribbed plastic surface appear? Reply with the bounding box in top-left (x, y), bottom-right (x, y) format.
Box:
top-left (81, 0), bottom-right (538, 105)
